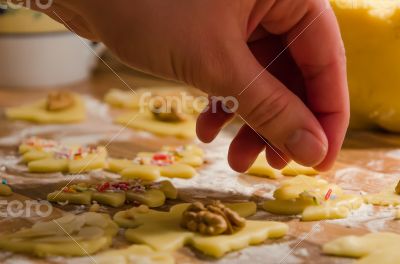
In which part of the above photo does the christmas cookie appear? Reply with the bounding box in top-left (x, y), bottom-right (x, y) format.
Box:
top-left (114, 201), bottom-right (288, 258)
top-left (104, 87), bottom-right (205, 113)
top-left (112, 88), bottom-right (207, 138)
top-left (116, 110), bottom-right (196, 138)
top-left (0, 212), bottom-right (118, 257)
top-left (108, 145), bottom-right (204, 180)
top-left (5, 91), bottom-right (85, 123)
top-left (263, 176), bottom-right (363, 221)
top-left (19, 137), bottom-right (107, 173)
top-left (47, 180), bottom-right (177, 208)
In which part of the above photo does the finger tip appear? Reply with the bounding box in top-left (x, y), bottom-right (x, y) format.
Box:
top-left (228, 155), bottom-right (249, 173)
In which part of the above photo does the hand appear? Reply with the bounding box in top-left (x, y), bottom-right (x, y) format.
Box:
top-left (33, 0), bottom-right (349, 172)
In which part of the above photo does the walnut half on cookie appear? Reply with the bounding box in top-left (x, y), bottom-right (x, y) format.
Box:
top-left (46, 91), bottom-right (75, 111)
top-left (181, 201), bottom-right (246, 236)
top-left (150, 99), bottom-right (189, 122)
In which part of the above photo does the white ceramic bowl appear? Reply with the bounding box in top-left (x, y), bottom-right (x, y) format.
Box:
top-left (0, 32), bottom-right (101, 88)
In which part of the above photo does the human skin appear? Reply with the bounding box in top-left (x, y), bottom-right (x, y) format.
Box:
top-left (24, 0), bottom-right (349, 172)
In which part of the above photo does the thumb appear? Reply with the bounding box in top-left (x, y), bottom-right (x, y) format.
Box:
top-left (226, 44), bottom-right (328, 169)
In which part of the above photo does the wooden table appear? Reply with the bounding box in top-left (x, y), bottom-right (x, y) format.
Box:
top-left (0, 66), bottom-right (399, 264)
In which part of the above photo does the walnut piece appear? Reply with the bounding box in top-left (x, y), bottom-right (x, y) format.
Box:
top-left (46, 91), bottom-right (75, 111)
top-left (150, 98), bottom-right (188, 122)
top-left (181, 201), bottom-right (246, 236)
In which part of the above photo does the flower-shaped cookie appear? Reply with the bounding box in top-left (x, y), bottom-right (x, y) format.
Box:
top-left (263, 175), bottom-right (363, 221)
top-left (19, 137), bottom-right (108, 173)
top-left (6, 91), bottom-right (85, 124)
top-left (47, 180), bottom-right (177, 208)
top-left (0, 212), bottom-right (118, 257)
top-left (108, 145), bottom-right (204, 180)
top-left (113, 202), bottom-right (288, 258)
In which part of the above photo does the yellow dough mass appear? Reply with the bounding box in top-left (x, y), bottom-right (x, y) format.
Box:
top-left (323, 232), bottom-right (400, 264)
top-left (331, 0), bottom-right (400, 131)
top-left (108, 145), bottom-right (204, 180)
top-left (0, 212), bottom-right (118, 257)
top-left (5, 93), bottom-right (85, 124)
top-left (19, 137), bottom-right (107, 173)
top-left (114, 202), bottom-right (288, 258)
top-left (263, 176), bottom-right (363, 221)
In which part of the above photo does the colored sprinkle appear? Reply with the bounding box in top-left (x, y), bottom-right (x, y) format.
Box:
top-left (325, 189), bottom-right (333, 200)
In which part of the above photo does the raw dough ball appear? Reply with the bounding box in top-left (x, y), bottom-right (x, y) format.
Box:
top-left (263, 176), bottom-right (363, 221)
top-left (0, 212), bottom-right (118, 257)
top-left (114, 202), bottom-right (287, 258)
top-left (323, 232), bottom-right (400, 264)
top-left (247, 154), bottom-right (318, 178)
top-left (331, 1), bottom-right (400, 131)
top-left (5, 93), bottom-right (85, 123)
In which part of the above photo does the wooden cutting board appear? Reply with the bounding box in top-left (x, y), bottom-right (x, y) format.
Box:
top-left (0, 69), bottom-right (399, 264)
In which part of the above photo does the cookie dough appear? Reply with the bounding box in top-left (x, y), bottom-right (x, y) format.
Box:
top-left (323, 232), bottom-right (400, 264)
top-left (111, 87), bottom-right (206, 138)
top-left (114, 202), bottom-right (288, 258)
top-left (68, 245), bottom-right (174, 264)
top-left (363, 186), bottom-right (400, 206)
top-left (104, 88), bottom-right (204, 113)
top-left (281, 161), bottom-right (319, 176)
top-left (263, 176), bottom-right (363, 221)
top-left (48, 180), bottom-right (177, 208)
top-left (5, 92), bottom-right (85, 123)
top-left (0, 212), bottom-right (118, 257)
top-left (108, 145), bottom-right (204, 180)
top-left (116, 111), bottom-right (196, 138)
top-left (19, 137), bottom-right (107, 173)
top-left (246, 154), bottom-right (281, 179)
top-left (247, 154), bottom-right (318, 178)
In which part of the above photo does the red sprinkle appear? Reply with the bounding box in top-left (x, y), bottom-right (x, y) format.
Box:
top-left (153, 153), bottom-right (170, 160)
top-left (97, 182), bottom-right (110, 192)
top-left (325, 189), bottom-right (333, 200)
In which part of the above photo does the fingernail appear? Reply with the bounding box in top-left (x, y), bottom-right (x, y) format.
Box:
top-left (285, 129), bottom-right (328, 167)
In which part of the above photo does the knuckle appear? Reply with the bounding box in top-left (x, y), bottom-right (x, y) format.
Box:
top-left (244, 89), bottom-right (290, 130)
